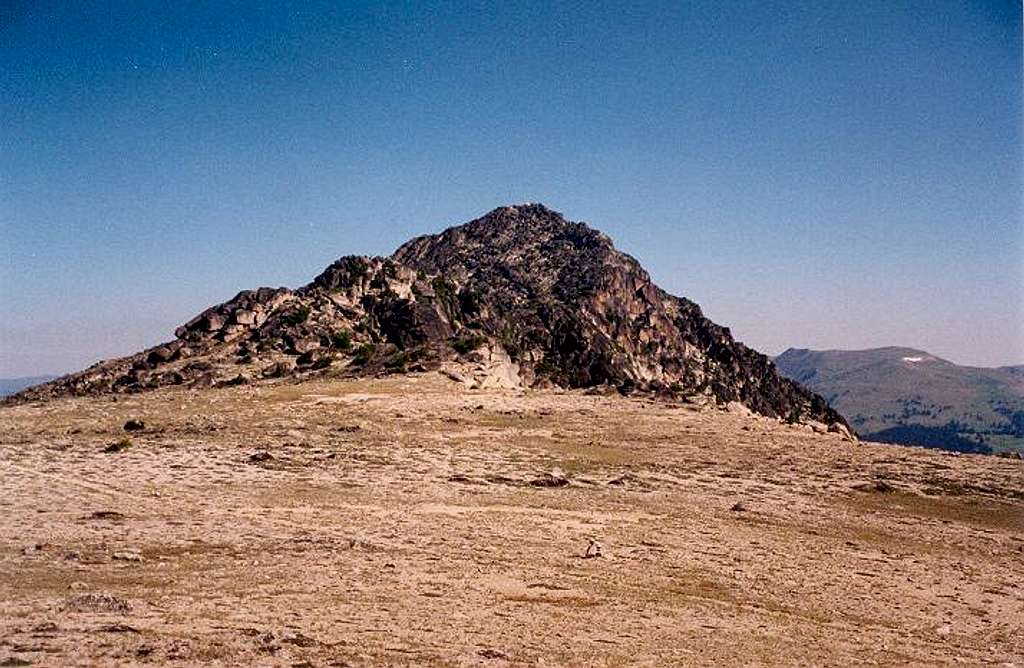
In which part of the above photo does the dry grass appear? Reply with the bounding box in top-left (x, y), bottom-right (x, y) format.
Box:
top-left (1, 372), bottom-right (1022, 666)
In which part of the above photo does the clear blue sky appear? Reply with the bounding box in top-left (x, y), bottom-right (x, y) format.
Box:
top-left (1, 1), bottom-right (1021, 376)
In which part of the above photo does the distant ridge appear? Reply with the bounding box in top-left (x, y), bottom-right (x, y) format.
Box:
top-left (9, 204), bottom-right (847, 432)
top-left (0, 376), bottom-right (57, 398)
top-left (775, 347), bottom-right (1024, 454)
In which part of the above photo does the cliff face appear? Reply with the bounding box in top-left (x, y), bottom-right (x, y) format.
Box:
top-left (10, 204), bottom-right (847, 430)
top-left (393, 205), bottom-right (842, 423)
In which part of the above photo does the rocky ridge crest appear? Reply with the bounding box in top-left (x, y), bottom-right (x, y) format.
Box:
top-left (10, 204), bottom-right (848, 431)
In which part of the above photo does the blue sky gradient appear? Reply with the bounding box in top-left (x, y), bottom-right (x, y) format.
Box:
top-left (2, 1), bottom-right (1021, 376)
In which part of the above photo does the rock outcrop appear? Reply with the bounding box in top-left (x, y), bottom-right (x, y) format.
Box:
top-left (8, 204), bottom-right (848, 430)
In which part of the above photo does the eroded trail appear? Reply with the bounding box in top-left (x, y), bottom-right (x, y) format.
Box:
top-left (1, 374), bottom-right (1022, 666)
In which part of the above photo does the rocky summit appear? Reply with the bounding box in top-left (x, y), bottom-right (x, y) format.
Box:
top-left (11, 204), bottom-right (847, 431)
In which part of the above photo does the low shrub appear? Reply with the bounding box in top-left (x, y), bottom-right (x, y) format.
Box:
top-left (352, 343), bottom-right (376, 366)
top-left (330, 330), bottom-right (352, 351)
top-left (279, 304), bottom-right (312, 326)
top-left (452, 334), bottom-right (486, 355)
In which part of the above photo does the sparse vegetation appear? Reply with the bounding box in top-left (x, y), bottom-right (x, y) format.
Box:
top-left (312, 355), bottom-right (333, 370)
top-left (432, 276), bottom-right (460, 322)
top-left (497, 327), bottom-right (524, 360)
top-left (352, 343), bottom-right (376, 366)
top-left (384, 352), bottom-right (410, 372)
top-left (330, 330), bottom-right (352, 351)
top-left (452, 334), bottom-right (485, 355)
top-left (431, 276), bottom-right (455, 299)
top-left (279, 304), bottom-right (312, 326)
top-left (3, 371), bottom-right (1022, 664)
top-left (384, 346), bottom-right (425, 373)
top-left (344, 256), bottom-right (370, 278)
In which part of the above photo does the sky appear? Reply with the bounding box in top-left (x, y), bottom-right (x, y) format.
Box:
top-left (1, 0), bottom-right (1021, 377)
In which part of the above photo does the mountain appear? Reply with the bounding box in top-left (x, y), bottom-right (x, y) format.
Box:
top-left (8, 204), bottom-right (847, 432)
top-left (775, 347), bottom-right (1024, 454)
top-left (0, 376), bottom-right (57, 398)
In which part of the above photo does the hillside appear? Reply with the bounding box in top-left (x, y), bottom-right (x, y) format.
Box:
top-left (775, 347), bottom-right (1024, 454)
top-left (9, 204), bottom-right (847, 433)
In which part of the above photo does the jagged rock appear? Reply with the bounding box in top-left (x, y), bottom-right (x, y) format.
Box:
top-left (441, 370), bottom-right (469, 384)
top-left (112, 550), bottom-right (143, 563)
top-left (98, 623), bottom-right (141, 633)
top-left (262, 362), bottom-right (294, 378)
top-left (147, 346), bottom-right (175, 364)
top-left (62, 593), bottom-right (132, 613)
top-left (288, 337), bottom-right (321, 355)
top-left (530, 471), bottom-right (570, 487)
top-left (190, 373), bottom-right (217, 389)
top-left (104, 438), bottom-right (132, 454)
top-left (375, 298), bottom-right (453, 349)
top-left (828, 422), bottom-right (857, 441)
top-left (202, 313), bottom-right (225, 332)
top-left (86, 511), bottom-right (126, 521)
top-left (852, 480), bottom-right (896, 494)
top-left (4, 204), bottom-right (847, 431)
top-left (807, 420), bottom-right (829, 435)
top-left (280, 631), bottom-right (318, 647)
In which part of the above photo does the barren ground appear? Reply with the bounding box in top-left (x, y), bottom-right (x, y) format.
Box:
top-left (1, 373), bottom-right (1022, 666)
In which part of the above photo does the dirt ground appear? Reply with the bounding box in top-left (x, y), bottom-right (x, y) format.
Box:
top-left (1, 372), bottom-right (1022, 666)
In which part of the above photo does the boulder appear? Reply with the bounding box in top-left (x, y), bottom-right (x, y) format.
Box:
top-left (290, 338), bottom-right (321, 355)
top-left (146, 347), bottom-right (174, 364)
top-left (202, 313), bottom-right (225, 332)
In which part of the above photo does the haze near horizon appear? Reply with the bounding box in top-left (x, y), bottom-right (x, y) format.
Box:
top-left (1, 1), bottom-right (1021, 377)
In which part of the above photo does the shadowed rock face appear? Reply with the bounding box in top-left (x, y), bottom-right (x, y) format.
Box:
top-left (9, 204), bottom-right (846, 429)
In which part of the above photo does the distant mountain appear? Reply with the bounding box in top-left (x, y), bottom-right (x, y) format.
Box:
top-left (6, 204), bottom-right (848, 433)
top-left (0, 376), bottom-right (57, 398)
top-left (775, 347), bottom-right (1024, 455)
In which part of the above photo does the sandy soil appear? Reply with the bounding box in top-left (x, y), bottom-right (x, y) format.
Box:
top-left (1, 372), bottom-right (1022, 666)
